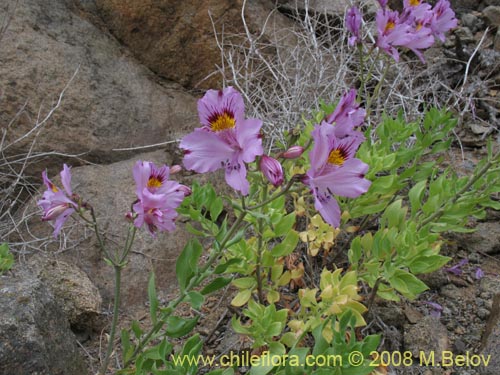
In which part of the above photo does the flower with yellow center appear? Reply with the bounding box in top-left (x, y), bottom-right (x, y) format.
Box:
top-left (210, 112), bottom-right (236, 132)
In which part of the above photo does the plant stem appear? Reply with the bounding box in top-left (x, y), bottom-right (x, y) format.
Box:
top-left (418, 150), bottom-right (500, 229)
top-left (99, 265), bottom-right (122, 375)
top-left (124, 210), bottom-right (248, 367)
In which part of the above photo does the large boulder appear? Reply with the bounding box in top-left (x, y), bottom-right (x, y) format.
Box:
top-left (0, 0), bottom-right (198, 172)
top-left (92, 0), bottom-right (295, 89)
top-left (0, 267), bottom-right (88, 375)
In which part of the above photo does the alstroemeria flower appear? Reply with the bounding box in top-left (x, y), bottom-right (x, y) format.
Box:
top-left (325, 89), bottom-right (366, 138)
top-left (133, 161), bottom-right (189, 198)
top-left (180, 87), bottom-right (263, 195)
top-left (133, 189), bottom-right (180, 236)
top-left (376, 9), bottom-right (414, 62)
top-left (303, 124), bottom-right (371, 228)
top-left (132, 161), bottom-right (188, 235)
top-left (430, 0), bottom-right (457, 42)
top-left (37, 164), bottom-right (77, 237)
top-left (346, 7), bottom-right (362, 46)
top-left (260, 155), bottom-right (284, 187)
top-left (281, 146), bottom-right (305, 159)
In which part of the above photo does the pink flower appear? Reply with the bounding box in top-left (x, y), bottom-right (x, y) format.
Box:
top-left (37, 164), bottom-right (77, 237)
top-left (346, 7), bottom-right (362, 46)
top-left (180, 87), bottom-right (263, 195)
top-left (133, 161), bottom-right (188, 198)
top-left (132, 161), bottom-right (189, 235)
top-left (133, 190), bottom-right (179, 236)
top-left (303, 124), bottom-right (371, 228)
top-left (281, 146), bottom-right (304, 159)
top-left (376, 9), bottom-right (414, 62)
top-left (260, 155), bottom-right (284, 187)
top-left (430, 0), bottom-right (457, 42)
top-left (325, 89), bottom-right (366, 138)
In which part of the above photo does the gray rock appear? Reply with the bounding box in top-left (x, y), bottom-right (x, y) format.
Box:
top-left (28, 255), bottom-right (103, 332)
top-left (0, 268), bottom-right (87, 375)
top-left (404, 315), bottom-right (450, 363)
top-left (484, 0), bottom-right (500, 6)
top-left (479, 294), bottom-right (500, 374)
top-left (92, 0), bottom-right (295, 89)
top-left (461, 222), bottom-right (500, 255)
top-left (0, 0), bottom-right (198, 172)
top-left (495, 28), bottom-right (500, 52)
top-left (483, 5), bottom-right (500, 27)
top-left (461, 13), bottom-right (480, 32)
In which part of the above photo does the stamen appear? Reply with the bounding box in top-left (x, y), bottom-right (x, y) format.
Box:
top-left (147, 177), bottom-right (163, 188)
top-left (209, 111), bottom-right (236, 132)
top-left (328, 149), bottom-right (347, 166)
top-left (385, 20), bottom-right (396, 33)
top-left (409, 0), bottom-right (420, 6)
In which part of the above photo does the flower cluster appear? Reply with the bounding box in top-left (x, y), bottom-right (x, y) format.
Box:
top-left (132, 161), bottom-right (190, 236)
top-left (303, 89), bottom-right (371, 228)
top-left (347, 0), bottom-right (457, 62)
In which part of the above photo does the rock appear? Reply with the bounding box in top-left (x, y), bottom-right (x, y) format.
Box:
top-left (404, 316), bottom-right (450, 363)
top-left (463, 222), bottom-right (500, 254)
top-left (0, 0), bottom-right (198, 172)
top-left (24, 150), bottom-right (199, 313)
top-left (0, 268), bottom-right (87, 375)
top-left (28, 255), bottom-right (103, 332)
top-left (484, 0), bottom-right (500, 6)
top-left (461, 13), bottom-right (479, 32)
top-left (92, 0), bottom-right (295, 89)
top-left (479, 294), bottom-right (500, 374)
top-left (483, 6), bottom-right (500, 27)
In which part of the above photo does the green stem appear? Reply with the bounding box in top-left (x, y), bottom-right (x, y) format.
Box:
top-left (99, 265), bottom-right (122, 375)
top-left (124, 210), bottom-right (248, 367)
top-left (418, 151), bottom-right (500, 229)
top-left (248, 178), bottom-right (295, 211)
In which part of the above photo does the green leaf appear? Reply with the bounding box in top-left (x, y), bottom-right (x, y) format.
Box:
top-left (388, 269), bottom-right (429, 300)
top-left (148, 272), bottom-right (159, 324)
top-left (271, 230), bottom-right (299, 257)
top-left (274, 213), bottom-right (296, 237)
top-left (409, 180), bottom-right (427, 217)
top-left (165, 316), bottom-right (199, 338)
top-left (176, 239), bottom-right (203, 292)
top-left (131, 320), bottom-right (142, 339)
top-left (187, 291), bottom-right (204, 310)
top-left (200, 277), bottom-right (232, 295)
top-left (231, 289), bottom-right (252, 307)
top-left (0, 243), bottom-right (14, 275)
top-left (210, 198), bottom-right (224, 221)
top-left (408, 255), bottom-right (451, 274)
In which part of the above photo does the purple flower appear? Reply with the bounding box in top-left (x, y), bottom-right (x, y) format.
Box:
top-left (422, 301), bottom-right (443, 318)
top-left (475, 267), bottom-right (485, 280)
top-left (376, 9), bottom-right (414, 62)
top-left (132, 161), bottom-right (189, 235)
top-left (281, 146), bottom-right (304, 159)
top-left (430, 0), bottom-right (457, 42)
top-left (260, 155), bottom-right (284, 187)
top-left (444, 258), bottom-right (468, 276)
top-left (325, 89), bottom-right (366, 137)
top-left (180, 87), bottom-right (263, 195)
top-left (133, 161), bottom-right (188, 198)
top-left (133, 190), bottom-right (180, 236)
top-left (37, 164), bottom-right (77, 237)
top-left (346, 7), bottom-right (362, 46)
top-left (303, 123), bottom-right (371, 228)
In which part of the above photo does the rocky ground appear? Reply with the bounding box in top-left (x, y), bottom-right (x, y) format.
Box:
top-left (1, 0), bottom-right (499, 374)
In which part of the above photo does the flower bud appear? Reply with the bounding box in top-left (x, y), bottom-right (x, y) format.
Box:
top-left (260, 155), bottom-right (284, 187)
top-left (177, 185), bottom-right (192, 197)
top-left (282, 146), bottom-right (305, 159)
top-left (170, 165), bottom-right (182, 174)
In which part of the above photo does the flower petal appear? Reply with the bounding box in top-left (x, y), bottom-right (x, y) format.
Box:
top-left (180, 129), bottom-right (235, 173)
top-left (225, 159), bottom-right (249, 195)
top-left (236, 118), bottom-right (263, 163)
top-left (61, 164), bottom-right (73, 195)
top-left (313, 158), bottom-right (371, 198)
top-left (197, 87), bottom-right (245, 128)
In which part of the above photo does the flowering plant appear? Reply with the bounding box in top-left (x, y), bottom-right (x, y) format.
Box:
top-left (36, 1), bottom-right (500, 374)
